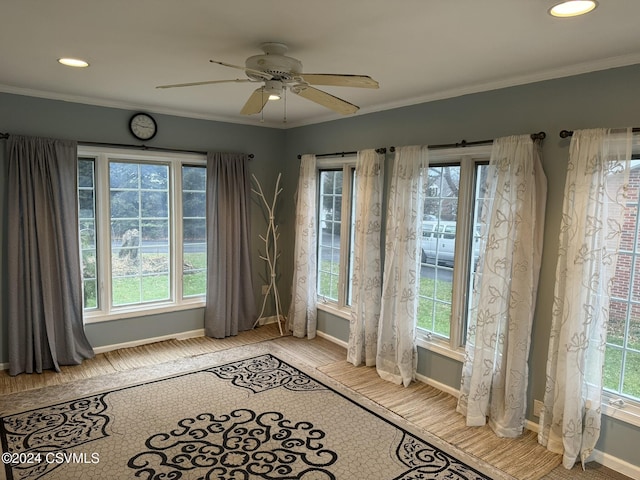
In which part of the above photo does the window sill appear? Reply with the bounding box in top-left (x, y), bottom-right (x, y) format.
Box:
top-left (601, 392), bottom-right (640, 428)
top-left (415, 333), bottom-right (465, 363)
top-left (83, 299), bottom-right (206, 324)
top-left (316, 301), bottom-right (352, 321)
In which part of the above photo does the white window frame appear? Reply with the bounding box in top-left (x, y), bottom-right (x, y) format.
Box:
top-left (415, 145), bottom-right (491, 362)
top-left (601, 150), bottom-right (640, 427)
top-left (316, 156), bottom-right (356, 320)
top-left (79, 146), bottom-right (207, 323)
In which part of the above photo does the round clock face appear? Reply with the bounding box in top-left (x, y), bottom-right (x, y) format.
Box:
top-left (129, 113), bottom-right (157, 140)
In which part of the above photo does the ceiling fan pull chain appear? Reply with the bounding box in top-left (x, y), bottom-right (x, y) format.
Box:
top-left (283, 88), bottom-right (287, 124)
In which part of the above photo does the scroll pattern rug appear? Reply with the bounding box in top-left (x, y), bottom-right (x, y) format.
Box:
top-left (0, 350), bottom-right (512, 480)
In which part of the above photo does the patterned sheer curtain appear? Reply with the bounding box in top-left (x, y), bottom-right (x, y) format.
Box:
top-left (539, 128), bottom-right (632, 469)
top-left (456, 135), bottom-right (547, 437)
top-left (287, 154), bottom-right (318, 338)
top-left (347, 149), bottom-right (384, 366)
top-left (377, 145), bottom-right (428, 386)
top-left (7, 135), bottom-right (95, 375)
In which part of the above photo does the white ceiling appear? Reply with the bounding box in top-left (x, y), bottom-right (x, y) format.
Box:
top-left (2, 0), bottom-right (640, 129)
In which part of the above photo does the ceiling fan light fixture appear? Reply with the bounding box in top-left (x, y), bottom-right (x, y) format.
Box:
top-left (57, 57), bottom-right (90, 68)
top-left (263, 80), bottom-right (283, 101)
top-left (549, 1), bottom-right (598, 17)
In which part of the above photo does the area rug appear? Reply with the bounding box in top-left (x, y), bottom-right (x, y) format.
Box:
top-left (0, 345), bottom-right (513, 480)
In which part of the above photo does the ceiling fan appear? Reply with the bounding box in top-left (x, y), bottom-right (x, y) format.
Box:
top-left (156, 42), bottom-right (379, 116)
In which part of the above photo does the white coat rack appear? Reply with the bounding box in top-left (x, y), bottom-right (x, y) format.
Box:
top-left (252, 173), bottom-right (285, 335)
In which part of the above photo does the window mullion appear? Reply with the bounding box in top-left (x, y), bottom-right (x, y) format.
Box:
top-left (96, 154), bottom-right (112, 313)
top-left (338, 165), bottom-right (353, 307)
top-left (449, 158), bottom-right (474, 349)
top-left (173, 161), bottom-right (182, 302)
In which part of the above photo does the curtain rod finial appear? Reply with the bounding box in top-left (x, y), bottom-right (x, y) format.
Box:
top-left (531, 131), bottom-right (546, 141)
top-left (559, 130), bottom-right (574, 139)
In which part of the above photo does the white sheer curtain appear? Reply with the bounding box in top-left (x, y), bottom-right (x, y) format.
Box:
top-left (287, 154), bottom-right (318, 339)
top-left (539, 128), bottom-right (632, 469)
top-left (377, 145), bottom-right (428, 387)
top-left (456, 135), bottom-right (547, 437)
top-left (347, 149), bottom-right (384, 366)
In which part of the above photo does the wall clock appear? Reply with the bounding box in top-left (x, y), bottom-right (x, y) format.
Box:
top-left (129, 113), bottom-right (157, 140)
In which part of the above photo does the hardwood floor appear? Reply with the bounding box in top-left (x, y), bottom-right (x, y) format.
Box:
top-left (0, 323), bottom-right (632, 479)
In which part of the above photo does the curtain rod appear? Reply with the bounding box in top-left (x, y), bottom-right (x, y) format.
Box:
top-left (389, 132), bottom-right (546, 152)
top-left (560, 128), bottom-right (640, 138)
top-left (0, 133), bottom-right (254, 159)
top-left (298, 132), bottom-right (546, 158)
top-left (297, 147), bottom-right (386, 160)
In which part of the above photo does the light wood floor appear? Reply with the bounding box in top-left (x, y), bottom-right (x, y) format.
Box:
top-left (0, 323), bottom-right (632, 480)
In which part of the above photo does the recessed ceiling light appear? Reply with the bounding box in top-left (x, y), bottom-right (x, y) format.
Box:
top-left (549, 1), bottom-right (598, 17)
top-left (57, 58), bottom-right (90, 68)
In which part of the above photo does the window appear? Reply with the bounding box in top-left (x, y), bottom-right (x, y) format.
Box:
top-left (317, 159), bottom-right (356, 310)
top-left (78, 147), bottom-right (207, 321)
top-left (182, 166), bottom-right (207, 297)
top-left (417, 147), bottom-right (490, 355)
top-left (110, 161), bottom-right (170, 305)
top-left (78, 159), bottom-right (98, 309)
top-left (605, 159), bottom-right (640, 405)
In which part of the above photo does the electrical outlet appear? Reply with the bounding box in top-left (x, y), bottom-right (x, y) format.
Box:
top-left (261, 285), bottom-right (269, 295)
top-left (533, 399), bottom-right (543, 417)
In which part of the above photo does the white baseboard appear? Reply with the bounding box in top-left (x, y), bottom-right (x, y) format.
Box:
top-left (313, 331), bottom-right (460, 399)
top-left (588, 448), bottom-right (640, 479)
top-left (415, 372), bottom-right (461, 399)
top-left (314, 330), bottom-right (348, 349)
top-left (92, 328), bottom-right (205, 354)
top-left (0, 320), bottom-right (284, 371)
top-left (1, 330), bottom-right (207, 369)
top-left (524, 417), bottom-right (639, 477)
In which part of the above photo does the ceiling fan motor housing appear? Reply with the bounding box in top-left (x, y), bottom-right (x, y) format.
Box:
top-left (245, 42), bottom-right (303, 82)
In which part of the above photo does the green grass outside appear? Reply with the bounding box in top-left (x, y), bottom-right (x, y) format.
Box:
top-left (417, 274), bottom-right (453, 338)
top-left (318, 261), bottom-right (340, 301)
top-left (605, 340), bottom-right (640, 400)
top-left (183, 252), bottom-right (207, 297)
top-left (84, 252), bottom-right (207, 307)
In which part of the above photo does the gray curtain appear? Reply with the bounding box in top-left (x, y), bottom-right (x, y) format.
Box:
top-left (205, 152), bottom-right (257, 337)
top-left (7, 135), bottom-right (95, 376)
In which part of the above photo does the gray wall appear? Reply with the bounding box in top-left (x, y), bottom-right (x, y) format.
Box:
top-left (0, 92), bottom-right (294, 357)
top-left (2, 63), bottom-right (640, 467)
top-left (284, 64), bottom-right (640, 467)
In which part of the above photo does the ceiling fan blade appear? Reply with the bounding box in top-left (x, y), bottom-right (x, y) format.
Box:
top-left (300, 74), bottom-right (379, 89)
top-left (293, 86), bottom-right (359, 115)
top-left (240, 88), bottom-right (269, 115)
top-left (209, 59), bottom-right (274, 81)
top-left (156, 79), bottom-right (253, 89)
